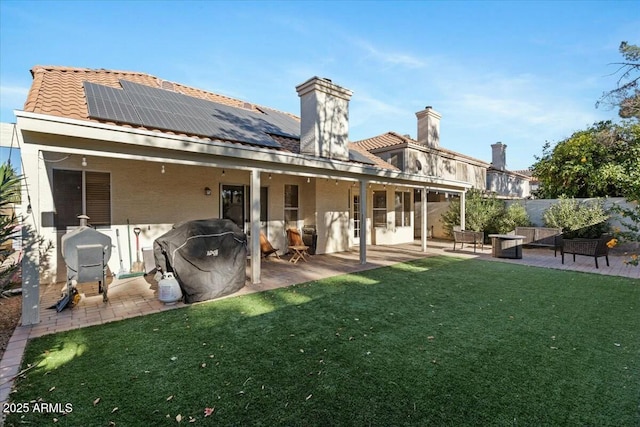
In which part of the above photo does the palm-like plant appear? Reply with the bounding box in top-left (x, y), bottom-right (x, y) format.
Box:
top-left (1, 162), bottom-right (23, 294)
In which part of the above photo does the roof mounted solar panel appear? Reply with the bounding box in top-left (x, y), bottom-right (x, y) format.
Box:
top-left (84, 82), bottom-right (143, 125)
top-left (349, 150), bottom-right (376, 165)
top-left (84, 79), bottom-right (291, 149)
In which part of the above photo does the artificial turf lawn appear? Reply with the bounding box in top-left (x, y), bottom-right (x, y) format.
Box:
top-left (5, 256), bottom-right (640, 426)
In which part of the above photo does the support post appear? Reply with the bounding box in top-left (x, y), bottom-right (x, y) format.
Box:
top-left (421, 187), bottom-right (428, 252)
top-left (460, 190), bottom-right (466, 231)
top-left (359, 179), bottom-right (367, 264)
top-left (249, 169), bottom-right (261, 284)
top-left (20, 142), bottom-right (40, 325)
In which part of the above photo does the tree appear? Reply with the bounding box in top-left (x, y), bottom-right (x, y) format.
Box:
top-left (597, 41), bottom-right (640, 119)
top-left (531, 120), bottom-right (640, 199)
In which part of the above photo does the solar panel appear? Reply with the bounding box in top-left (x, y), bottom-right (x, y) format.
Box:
top-left (84, 79), bottom-right (294, 148)
top-left (349, 150), bottom-right (376, 165)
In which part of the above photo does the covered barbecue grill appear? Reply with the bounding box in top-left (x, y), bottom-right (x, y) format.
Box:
top-left (60, 215), bottom-right (112, 308)
top-left (153, 218), bottom-right (247, 303)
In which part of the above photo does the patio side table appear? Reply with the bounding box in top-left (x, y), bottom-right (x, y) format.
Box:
top-left (489, 234), bottom-right (526, 259)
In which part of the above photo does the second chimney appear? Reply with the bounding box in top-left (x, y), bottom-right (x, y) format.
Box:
top-left (491, 142), bottom-right (507, 171)
top-left (415, 106), bottom-right (441, 148)
top-left (296, 77), bottom-right (353, 161)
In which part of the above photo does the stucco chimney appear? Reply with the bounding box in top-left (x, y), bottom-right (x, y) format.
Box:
top-left (415, 106), bottom-right (441, 148)
top-left (296, 77), bottom-right (353, 161)
top-left (491, 142), bottom-right (507, 171)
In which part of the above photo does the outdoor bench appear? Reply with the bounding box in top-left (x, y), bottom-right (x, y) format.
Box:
top-left (514, 227), bottom-right (562, 248)
top-left (560, 235), bottom-right (611, 269)
top-left (453, 230), bottom-right (484, 253)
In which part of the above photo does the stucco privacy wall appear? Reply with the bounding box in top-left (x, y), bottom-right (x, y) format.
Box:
top-left (505, 198), bottom-right (637, 233)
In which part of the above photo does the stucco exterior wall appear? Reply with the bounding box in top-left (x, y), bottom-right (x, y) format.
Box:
top-left (406, 148), bottom-right (486, 190)
top-left (487, 172), bottom-right (530, 198)
top-left (315, 179), bottom-right (350, 254)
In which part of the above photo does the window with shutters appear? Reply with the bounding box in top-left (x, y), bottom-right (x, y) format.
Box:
top-left (53, 169), bottom-right (111, 228)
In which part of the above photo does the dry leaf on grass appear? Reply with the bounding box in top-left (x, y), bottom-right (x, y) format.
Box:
top-left (204, 407), bottom-right (215, 417)
top-left (176, 414), bottom-right (182, 422)
top-left (167, 395), bottom-right (174, 401)
top-left (93, 397), bottom-right (101, 406)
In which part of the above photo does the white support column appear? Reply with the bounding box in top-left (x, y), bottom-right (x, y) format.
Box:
top-left (359, 179), bottom-right (367, 264)
top-left (20, 142), bottom-right (40, 325)
top-left (460, 190), bottom-right (466, 231)
top-left (249, 169), bottom-right (261, 285)
top-left (421, 187), bottom-right (428, 252)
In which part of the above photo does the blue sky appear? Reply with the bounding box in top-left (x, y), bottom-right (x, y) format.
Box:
top-left (1, 1), bottom-right (638, 170)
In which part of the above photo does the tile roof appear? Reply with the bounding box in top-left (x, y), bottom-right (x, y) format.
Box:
top-left (347, 142), bottom-right (399, 170)
top-left (353, 131), bottom-right (490, 167)
top-left (21, 66), bottom-right (397, 171)
top-left (23, 65), bottom-right (299, 145)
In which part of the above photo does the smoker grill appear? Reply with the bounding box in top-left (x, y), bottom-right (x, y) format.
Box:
top-left (60, 215), bottom-right (112, 307)
top-left (302, 225), bottom-right (317, 255)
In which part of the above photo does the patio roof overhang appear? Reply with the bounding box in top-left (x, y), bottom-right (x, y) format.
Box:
top-left (14, 111), bottom-right (471, 193)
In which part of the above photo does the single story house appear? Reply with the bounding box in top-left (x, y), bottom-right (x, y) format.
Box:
top-left (14, 66), bottom-right (473, 325)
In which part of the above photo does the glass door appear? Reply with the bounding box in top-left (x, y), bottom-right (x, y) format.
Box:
top-left (221, 185), bottom-right (246, 232)
top-left (352, 192), bottom-right (361, 245)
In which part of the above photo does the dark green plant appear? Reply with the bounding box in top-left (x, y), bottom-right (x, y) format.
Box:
top-left (1, 162), bottom-right (22, 294)
top-left (543, 196), bottom-right (610, 239)
top-left (441, 189), bottom-right (530, 237)
top-left (497, 202), bottom-right (532, 233)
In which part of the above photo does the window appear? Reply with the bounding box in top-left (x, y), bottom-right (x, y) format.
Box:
top-left (387, 151), bottom-right (404, 169)
top-left (373, 191), bottom-right (387, 227)
top-left (284, 184), bottom-right (299, 227)
top-left (394, 191), bottom-right (411, 227)
top-left (53, 169), bottom-right (111, 228)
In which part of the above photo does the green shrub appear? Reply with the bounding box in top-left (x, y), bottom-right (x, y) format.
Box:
top-left (498, 203), bottom-right (532, 233)
top-left (441, 189), bottom-right (531, 237)
top-left (543, 196), bottom-right (610, 239)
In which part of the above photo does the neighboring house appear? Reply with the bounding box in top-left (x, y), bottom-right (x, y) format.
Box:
top-left (353, 108), bottom-right (530, 237)
top-left (486, 142), bottom-right (531, 199)
top-left (14, 66), bottom-right (472, 325)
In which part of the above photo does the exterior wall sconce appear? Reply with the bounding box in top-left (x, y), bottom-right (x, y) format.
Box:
top-left (204, 187), bottom-right (212, 196)
top-left (269, 173), bottom-right (272, 180)
top-left (81, 156), bottom-right (87, 167)
top-left (161, 165), bottom-right (165, 174)
top-left (307, 177), bottom-right (310, 183)
top-left (222, 169), bottom-right (226, 176)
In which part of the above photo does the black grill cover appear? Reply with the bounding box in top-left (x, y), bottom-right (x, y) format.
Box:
top-left (154, 219), bottom-right (247, 303)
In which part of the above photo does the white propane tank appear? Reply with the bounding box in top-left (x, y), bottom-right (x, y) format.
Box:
top-left (158, 273), bottom-right (182, 304)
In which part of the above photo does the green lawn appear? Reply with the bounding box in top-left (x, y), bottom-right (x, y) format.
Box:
top-left (5, 256), bottom-right (640, 426)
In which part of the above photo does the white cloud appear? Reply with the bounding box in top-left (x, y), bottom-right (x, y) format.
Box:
top-left (350, 38), bottom-right (427, 69)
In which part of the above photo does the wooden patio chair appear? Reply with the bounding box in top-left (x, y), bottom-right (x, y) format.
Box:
top-left (260, 232), bottom-right (280, 259)
top-left (286, 228), bottom-right (310, 264)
